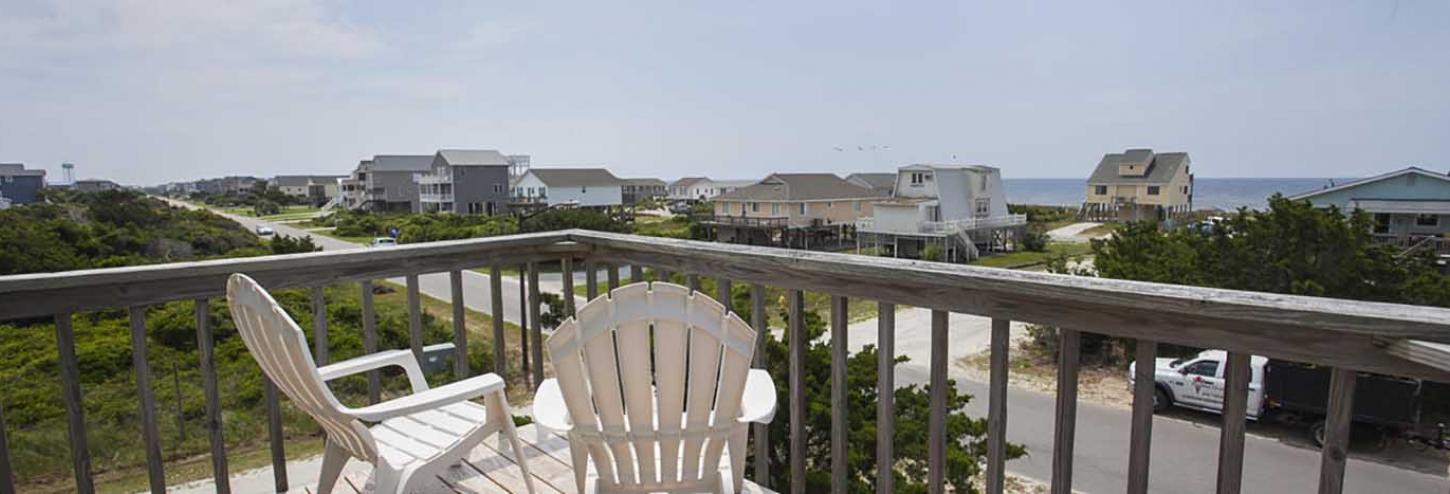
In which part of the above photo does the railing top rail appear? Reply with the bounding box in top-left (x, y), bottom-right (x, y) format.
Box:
top-left (0, 231), bottom-right (583, 319)
top-left (566, 229), bottom-right (1450, 381)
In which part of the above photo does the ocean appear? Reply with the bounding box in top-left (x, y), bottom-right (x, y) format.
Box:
top-left (1004, 178), bottom-right (1342, 211)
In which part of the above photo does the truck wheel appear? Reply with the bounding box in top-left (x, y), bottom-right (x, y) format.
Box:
top-left (1153, 386), bottom-right (1171, 412)
top-left (1310, 420), bottom-right (1327, 448)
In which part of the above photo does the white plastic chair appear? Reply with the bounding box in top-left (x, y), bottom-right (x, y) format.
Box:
top-left (226, 274), bottom-right (534, 494)
top-left (534, 281), bottom-right (777, 493)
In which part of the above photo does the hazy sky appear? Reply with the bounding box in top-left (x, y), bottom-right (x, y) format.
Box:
top-left (1, 1), bottom-right (1446, 185)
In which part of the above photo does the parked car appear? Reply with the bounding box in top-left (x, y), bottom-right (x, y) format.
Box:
top-left (1129, 350), bottom-right (1267, 419)
top-left (369, 237), bottom-right (398, 248)
top-left (1131, 349), bottom-right (1430, 447)
top-left (254, 225), bottom-right (275, 236)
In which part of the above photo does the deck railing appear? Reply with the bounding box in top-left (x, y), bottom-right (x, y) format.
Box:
top-left (2, 229), bottom-right (1450, 494)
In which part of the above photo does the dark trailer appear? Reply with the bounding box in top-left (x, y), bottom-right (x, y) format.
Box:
top-left (1263, 360), bottom-right (1422, 446)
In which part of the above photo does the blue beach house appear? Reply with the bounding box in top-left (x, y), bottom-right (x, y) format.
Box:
top-left (1289, 166), bottom-right (1450, 253)
top-left (0, 163), bottom-right (46, 209)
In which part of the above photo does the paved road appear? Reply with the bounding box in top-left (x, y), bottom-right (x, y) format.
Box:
top-left (839, 310), bottom-right (1447, 493)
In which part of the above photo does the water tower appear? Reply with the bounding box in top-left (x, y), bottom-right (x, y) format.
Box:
top-left (61, 163), bottom-right (75, 185)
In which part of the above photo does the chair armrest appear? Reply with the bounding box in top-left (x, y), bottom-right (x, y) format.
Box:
top-left (317, 349), bottom-right (431, 393)
top-left (532, 379), bottom-right (574, 434)
top-left (347, 372), bottom-right (505, 422)
top-left (738, 369), bottom-right (777, 424)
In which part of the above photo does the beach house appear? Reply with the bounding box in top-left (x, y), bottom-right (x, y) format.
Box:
top-left (855, 164), bottom-right (1026, 261)
top-left (1083, 148), bottom-right (1194, 223)
top-left (701, 173), bottom-right (878, 248)
top-left (1289, 166), bottom-right (1450, 254)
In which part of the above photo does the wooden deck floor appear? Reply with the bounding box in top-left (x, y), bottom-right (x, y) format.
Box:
top-left (171, 424), bottom-right (774, 494)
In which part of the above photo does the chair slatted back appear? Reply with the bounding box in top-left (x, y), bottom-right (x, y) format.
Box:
top-left (227, 274), bottom-right (378, 462)
top-left (547, 282), bottom-right (757, 492)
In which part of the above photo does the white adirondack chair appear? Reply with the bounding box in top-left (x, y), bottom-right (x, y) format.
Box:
top-left (226, 274), bottom-right (534, 494)
top-left (534, 281), bottom-right (777, 493)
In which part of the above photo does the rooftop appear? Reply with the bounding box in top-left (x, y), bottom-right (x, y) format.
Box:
top-left (1086, 149), bottom-right (1190, 185)
top-left (437, 149), bottom-right (511, 166)
top-left (525, 168), bottom-right (622, 186)
top-left (715, 173), bottom-right (877, 201)
top-left (370, 155), bottom-right (434, 172)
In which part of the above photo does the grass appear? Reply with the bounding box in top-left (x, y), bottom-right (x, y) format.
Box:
top-left (632, 215), bottom-right (690, 239)
top-left (306, 227), bottom-right (374, 245)
top-left (970, 241), bottom-right (1093, 269)
top-left (18, 282), bottom-right (531, 493)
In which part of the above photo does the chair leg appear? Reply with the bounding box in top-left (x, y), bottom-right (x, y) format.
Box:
top-left (727, 429), bottom-right (748, 494)
top-left (488, 390), bottom-right (537, 494)
top-left (317, 438), bottom-right (348, 494)
top-left (569, 435), bottom-right (590, 494)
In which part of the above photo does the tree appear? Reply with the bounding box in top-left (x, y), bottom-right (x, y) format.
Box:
top-left (520, 208), bottom-right (629, 233)
top-left (1092, 195), bottom-right (1448, 304)
top-left (749, 297), bottom-right (1024, 492)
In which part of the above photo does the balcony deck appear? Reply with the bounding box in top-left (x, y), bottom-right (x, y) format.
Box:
top-left (4, 229), bottom-right (1450, 494)
top-left (169, 423), bottom-right (773, 494)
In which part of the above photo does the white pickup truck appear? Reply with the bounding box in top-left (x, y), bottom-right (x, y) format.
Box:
top-left (1129, 350), bottom-right (1268, 419)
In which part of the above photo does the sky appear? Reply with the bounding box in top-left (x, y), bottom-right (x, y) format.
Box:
top-left (1, 1), bottom-right (1447, 185)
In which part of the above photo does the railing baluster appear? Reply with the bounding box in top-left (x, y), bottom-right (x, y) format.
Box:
top-left (195, 299), bottom-right (229, 493)
top-left (586, 260), bottom-right (598, 300)
top-left (360, 280), bottom-right (380, 404)
top-left (658, 268), bottom-right (673, 283)
top-left (450, 270), bottom-right (468, 379)
top-left (406, 274), bottom-right (423, 362)
top-left (527, 262), bottom-right (544, 387)
top-left (630, 265), bottom-right (643, 283)
top-left (751, 284), bottom-right (770, 488)
top-left (608, 263), bottom-right (621, 291)
top-left (54, 312), bottom-right (94, 494)
top-left (519, 263), bottom-right (531, 386)
top-left (1051, 328), bottom-right (1081, 494)
top-left (0, 403), bottom-right (14, 494)
top-left (716, 277), bottom-right (732, 310)
top-left (929, 310), bottom-right (948, 494)
top-left (831, 296), bottom-right (849, 493)
top-left (562, 257), bottom-right (577, 317)
top-left (1217, 351), bottom-right (1252, 494)
top-left (876, 302), bottom-right (895, 494)
top-left (128, 306), bottom-right (165, 493)
top-left (1127, 339), bottom-right (1157, 494)
top-left (986, 318), bottom-right (1010, 494)
top-left (788, 289), bottom-right (806, 494)
top-left (687, 273), bottom-right (700, 292)
top-left (490, 266), bottom-right (506, 377)
top-left (310, 286), bottom-right (328, 365)
top-left (1318, 367), bottom-right (1358, 494)
top-left (263, 378), bottom-right (288, 491)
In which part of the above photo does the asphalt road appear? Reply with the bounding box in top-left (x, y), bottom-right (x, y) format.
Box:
top-left (173, 199), bottom-right (1447, 492)
top-left (853, 313), bottom-right (1448, 493)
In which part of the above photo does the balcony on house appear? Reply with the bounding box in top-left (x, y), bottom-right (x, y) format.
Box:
top-left (1, 230), bottom-right (1449, 493)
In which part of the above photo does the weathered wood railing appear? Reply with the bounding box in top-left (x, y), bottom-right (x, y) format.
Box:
top-left (2, 229), bottom-right (1450, 494)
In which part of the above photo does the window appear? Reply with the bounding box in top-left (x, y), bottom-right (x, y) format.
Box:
top-left (771, 203), bottom-right (780, 216)
top-left (975, 198), bottom-right (991, 217)
top-left (1094, 185), bottom-right (1107, 195)
top-left (751, 202), bottom-right (759, 213)
top-left (1417, 214), bottom-right (1439, 227)
top-left (493, 183), bottom-right (504, 193)
top-left (1182, 360), bottom-right (1220, 377)
top-left (1147, 186), bottom-right (1160, 196)
top-left (980, 177), bottom-right (988, 191)
top-left (799, 203), bottom-right (807, 215)
top-left (1374, 213), bottom-right (1391, 234)
top-left (910, 172), bottom-right (925, 185)
top-left (1183, 186), bottom-right (1189, 194)
top-left (581, 186), bottom-right (587, 193)
top-left (854, 201), bottom-right (861, 212)
top-left (467, 202), bottom-right (483, 214)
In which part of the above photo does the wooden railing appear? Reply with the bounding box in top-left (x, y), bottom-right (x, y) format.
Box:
top-left (2, 229), bottom-right (1450, 494)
